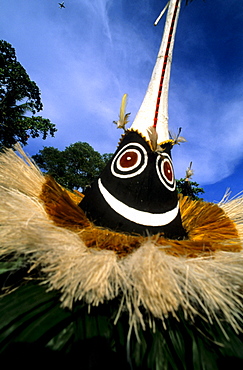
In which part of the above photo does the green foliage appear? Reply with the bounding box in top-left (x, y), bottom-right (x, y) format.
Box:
top-left (0, 40), bottom-right (57, 149)
top-left (32, 142), bottom-right (113, 191)
top-left (0, 276), bottom-right (242, 368)
top-left (176, 178), bottom-right (205, 200)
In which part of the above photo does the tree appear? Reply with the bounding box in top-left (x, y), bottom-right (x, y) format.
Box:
top-left (32, 142), bottom-right (113, 191)
top-left (176, 178), bottom-right (204, 200)
top-left (176, 162), bottom-right (205, 200)
top-left (0, 40), bottom-right (57, 149)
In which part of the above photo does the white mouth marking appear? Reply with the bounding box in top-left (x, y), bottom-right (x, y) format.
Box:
top-left (98, 178), bottom-right (179, 227)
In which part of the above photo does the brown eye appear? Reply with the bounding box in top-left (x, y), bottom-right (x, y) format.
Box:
top-left (111, 143), bottom-right (148, 178)
top-left (156, 154), bottom-right (175, 191)
top-left (119, 151), bottom-right (138, 168)
top-left (163, 161), bottom-right (173, 182)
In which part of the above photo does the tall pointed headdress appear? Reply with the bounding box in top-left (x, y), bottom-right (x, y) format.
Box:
top-left (79, 0), bottom-right (186, 239)
top-left (131, 0), bottom-right (181, 145)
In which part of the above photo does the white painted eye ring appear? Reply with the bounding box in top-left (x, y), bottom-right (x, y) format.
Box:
top-left (111, 142), bottom-right (148, 178)
top-left (156, 153), bottom-right (176, 191)
top-left (116, 149), bottom-right (142, 172)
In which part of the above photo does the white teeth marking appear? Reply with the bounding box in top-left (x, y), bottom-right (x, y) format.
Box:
top-left (98, 179), bottom-right (179, 227)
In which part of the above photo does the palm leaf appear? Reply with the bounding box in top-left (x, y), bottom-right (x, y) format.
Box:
top-left (0, 278), bottom-right (242, 368)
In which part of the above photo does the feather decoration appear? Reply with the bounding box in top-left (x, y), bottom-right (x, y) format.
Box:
top-left (185, 161), bottom-right (194, 180)
top-left (113, 94), bottom-right (131, 131)
top-left (169, 127), bottom-right (187, 145)
top-left (147, 125), bottom-right (159, 151)
top-left (154, 1), bottom-right (170, 26)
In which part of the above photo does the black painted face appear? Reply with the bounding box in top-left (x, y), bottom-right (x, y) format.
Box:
top-left (79, 131), bottom-right (186, 238)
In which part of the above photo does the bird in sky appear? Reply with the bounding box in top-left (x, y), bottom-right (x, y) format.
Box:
top-left (58, 2), bottom-right (65, 8)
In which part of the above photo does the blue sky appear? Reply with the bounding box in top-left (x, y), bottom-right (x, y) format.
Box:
top-left (0, 0), bottom-right (242, 202)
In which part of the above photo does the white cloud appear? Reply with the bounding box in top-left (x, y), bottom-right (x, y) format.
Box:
top-left (170, 75), bottom-right (243, 185)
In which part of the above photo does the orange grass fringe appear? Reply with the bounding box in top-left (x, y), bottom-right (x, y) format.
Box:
top-left (40, 176), bottom-right (242, 258)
